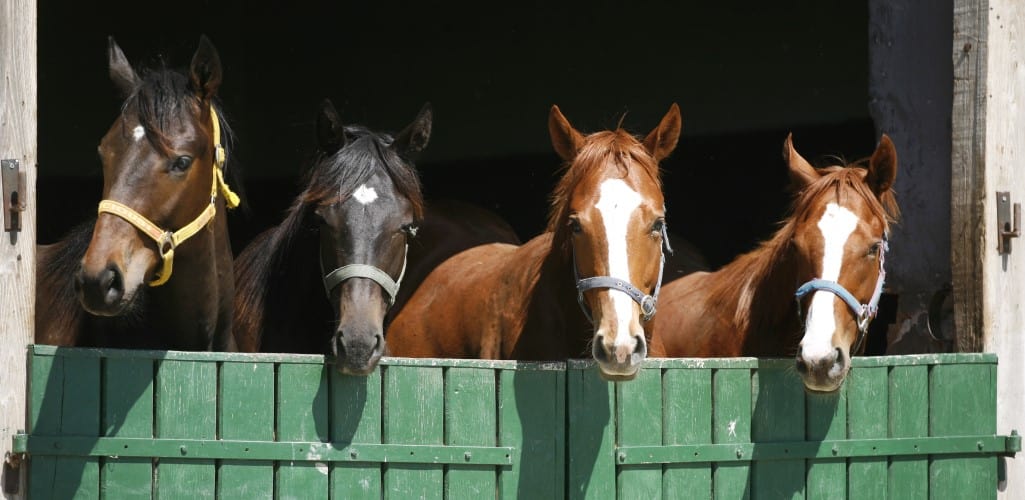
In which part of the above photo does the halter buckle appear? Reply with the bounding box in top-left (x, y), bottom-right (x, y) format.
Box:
top-left (157, 231), bottom-right (176, 258)
top-left (640, 295), bottom-right (657, 321)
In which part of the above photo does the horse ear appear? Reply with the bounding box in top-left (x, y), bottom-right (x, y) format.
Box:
top-left (316, 99), bottom-right (347, 154)
top-left (783, 133), bottom-right (820, 190)
top-left (108, 36), bottom-right (139, 99)
top-left (189, 35), bottom-right (222, 103)
top-left (866, 134), bottom-right (898, 196)
top-left (391, 102), bottom-right (433, 159)
top-left (549, 105), bottom-right (585, 161)
top-left (643, 103), bottom-right (682, 162)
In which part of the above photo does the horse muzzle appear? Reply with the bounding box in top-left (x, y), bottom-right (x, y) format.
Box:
top-left (332, 327), bottom-right (386, 376)
top-left (592, 332), bottom-right (647, 381)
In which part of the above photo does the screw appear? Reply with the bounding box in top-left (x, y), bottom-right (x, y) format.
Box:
top-left (464, 452), bottom-right (472, 462)
top-left (179, 446), bottom-right (187, 456)
top-left (350, 449), bottom-right (359, 460)
top-left (831, 445), bottom-right (839, 456)
top-left (618, 452), bottom-right (626, 463)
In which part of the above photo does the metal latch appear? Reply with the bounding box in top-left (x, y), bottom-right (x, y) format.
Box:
top-left (2, 159), bottom-right (25, 234)
top-left (997, 191), bottom-right (1020, 255)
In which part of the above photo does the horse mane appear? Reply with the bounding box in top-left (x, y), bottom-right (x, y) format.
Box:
top-left (233, 125), bottom-right (425, 337)
top-left (119, 65), bottom-right (244, 204)
top-left (545, 129), bottom-right (662, 256)
top-left (707, 161), bottom-right (900, 335)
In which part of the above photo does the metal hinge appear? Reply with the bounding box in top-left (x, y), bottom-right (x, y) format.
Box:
top-left (997, 191), bottom-right (1020, 254)
top-left (2, 159), bottom-right (25, 236)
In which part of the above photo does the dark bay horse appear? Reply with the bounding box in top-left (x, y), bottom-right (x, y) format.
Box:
top-left (387, 104), bottom-right (682, 381)
top-left (233, 100), bottom-right (434, 374)
top-left (35, 36), bottom-right (241, 351)
top-left (648, 134), bottom-right (899, 392)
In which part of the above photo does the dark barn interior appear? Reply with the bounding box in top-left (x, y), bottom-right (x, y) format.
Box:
top-left (35, 1), bottom-right (890, 352)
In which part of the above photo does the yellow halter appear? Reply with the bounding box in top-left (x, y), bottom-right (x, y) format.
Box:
top-left (97, 106), bottom-right (240, 287)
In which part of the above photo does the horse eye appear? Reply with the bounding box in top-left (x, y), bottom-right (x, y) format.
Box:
top-left (652, 219), bottom-right (666, 234)
top-left (402, 224), bottom-right (419, 238)
top-left (169, 155), bottom-right (193, 172)
top-left (867, 241), bottom-right (882, 257)
top-left (568, 218), bottom-right (583, 234)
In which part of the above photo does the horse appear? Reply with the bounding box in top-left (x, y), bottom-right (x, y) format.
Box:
top-left (386, 104), bottom-right (681, 381)
top-left (232, 99), bottom-right (435, 374)
top-left (647, 133), bottom-right (899, 393)
top-left (35, 35), bottom-right (242, 351)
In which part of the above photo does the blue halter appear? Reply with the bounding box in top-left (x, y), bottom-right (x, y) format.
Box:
top-left (574, 224), bottom-right (673, 323)
top-left (794, 236), bottom-right (888, 354)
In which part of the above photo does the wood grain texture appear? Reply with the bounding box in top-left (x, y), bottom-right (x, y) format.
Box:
top-left (951, 0), bottom-right (988, 353)
top-left (977, 2), bottom-right (1025, 499)
top-left (0, 0), bottom-right (36, 498)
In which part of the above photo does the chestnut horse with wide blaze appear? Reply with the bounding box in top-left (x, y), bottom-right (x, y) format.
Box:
top-left (35, 36), bottom-right (241, 350)
top-left (648, 134), bottom-right (898, 392)
top-left (387, 104), bottom-right (681, 380)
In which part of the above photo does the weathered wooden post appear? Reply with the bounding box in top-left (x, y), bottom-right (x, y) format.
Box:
top-left (0, 0), bottom-right (37, 498)
top-left (951, 0), bottom-right (1025, 497)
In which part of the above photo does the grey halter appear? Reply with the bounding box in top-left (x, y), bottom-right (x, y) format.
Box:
top-left (574, 224), bottom-right (673, 323)
top-left (322, 243), bottom-right (409, 307)
top-left (794, 235), bottom-right (888, 354)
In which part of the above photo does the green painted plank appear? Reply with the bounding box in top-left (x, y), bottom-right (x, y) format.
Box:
top-left (846, 366), bottom-right (887, 500)
top-left (888, 365), bottom-right (928, 500)
top-left (383, 364), bottom-right (444, 500)
top-left (929, 363), bottom-right (997, 500)
top-left (662, 368), bottom-right (712, 499)
top-left (616, 367), bottom-right (662, 500)
top-left (275, 363), bottom-right (330, 500)
top-left (26, 353), bottom-right (102, 499)
top-left (330, 367), bottom-right (383, 500)
top-left (155, 359), bottom-right (217, 499)
top-left (445, 367), bottom-right (497, 498)
top-left (712, 368), bottom-right (751, 500)
top-left (44, 354), bottom-right (102, 499)
top-left (750, 364), bottom-right (805, 500)
top-left (100, 357), bottom-right (154, 499)
top-left (218, 361), bottom-right (274, 499)
top-left (499, 366), bottom-right (566, 500)
top-left (28, 351), bottom-right (60, 499)
top-left (566, 366), bottom-right (615, 500)
top-left (804, 385), bottom-right (847, 500)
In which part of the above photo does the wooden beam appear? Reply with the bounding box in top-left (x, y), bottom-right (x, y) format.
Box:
top-left (0, 0), bottom-right (36, 498)
top-left (951, 0), bottom-right (988, 352)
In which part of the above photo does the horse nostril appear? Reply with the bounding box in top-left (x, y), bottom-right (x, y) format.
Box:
top-left (333, 332), bottom-right (346, 358)
top-left (102, 265), bottom-right (124, 305)
top-left (834, 347), bottom-right (845, 368)
top-left (374, 333), bottom-right (384, 354)
top-left (795, 357), bottom-right (808, 374)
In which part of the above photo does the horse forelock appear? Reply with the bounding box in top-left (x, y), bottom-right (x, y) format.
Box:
top-left (545, 130), bottom-right (662, 255)
top-left (118, 68), bottom-right (238, 182)
top-left (301, 128), bottom-right (425, 221)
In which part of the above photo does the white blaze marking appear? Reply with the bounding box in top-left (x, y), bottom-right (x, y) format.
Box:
top-left (353, 184), bottom-right (378, 205)
top-left (802, 202), bottom-right (858, 360)
top-left (595, 179), bottom-right (642, 347)
top-left (132, 125), bottom-right (145, 141)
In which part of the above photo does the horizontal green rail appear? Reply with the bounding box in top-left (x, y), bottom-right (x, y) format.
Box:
top-left (616, 434), bottom-right (1021, 465)
top-left (12, 435), bottom-right (515, 465)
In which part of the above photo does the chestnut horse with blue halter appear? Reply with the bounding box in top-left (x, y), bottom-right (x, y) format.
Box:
top-left (34, 36), bottom-right (241, 351)
top-left (648, 134), bottom-right (898, 392)
top-left (387, 104), bottom-right (681, 381)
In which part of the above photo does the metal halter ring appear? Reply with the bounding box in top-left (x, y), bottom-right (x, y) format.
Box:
top-left (157, 231), bottom-right (176, 258)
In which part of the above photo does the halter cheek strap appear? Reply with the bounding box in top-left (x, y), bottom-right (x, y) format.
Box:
top-left (322, 244), bottom-right (409, 307)
top-left (96, 106), bottom-right (240, 287)
top-left (574, 224), bottom-right (672, 323)
top-left (794, 236), bottom-right (888, 354)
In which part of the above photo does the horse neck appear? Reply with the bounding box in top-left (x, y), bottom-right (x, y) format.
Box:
top-left (234, 210), bottom-right (332, 353)
top-left (146, 201), bottom-right (236, 350)
top-left (708, 232), bottom-right (803, 355)
top-left (514, 232), bottom-right (593, 359)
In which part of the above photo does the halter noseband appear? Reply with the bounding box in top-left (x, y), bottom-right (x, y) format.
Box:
top-left (574, 224), bottom-right (673, 323)
top-left (96, 106), bottom-right (240, 287)
top-left (794, 235), bottom-right (888, 354)
top-left (322, 243), bottom-right (409, 307)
